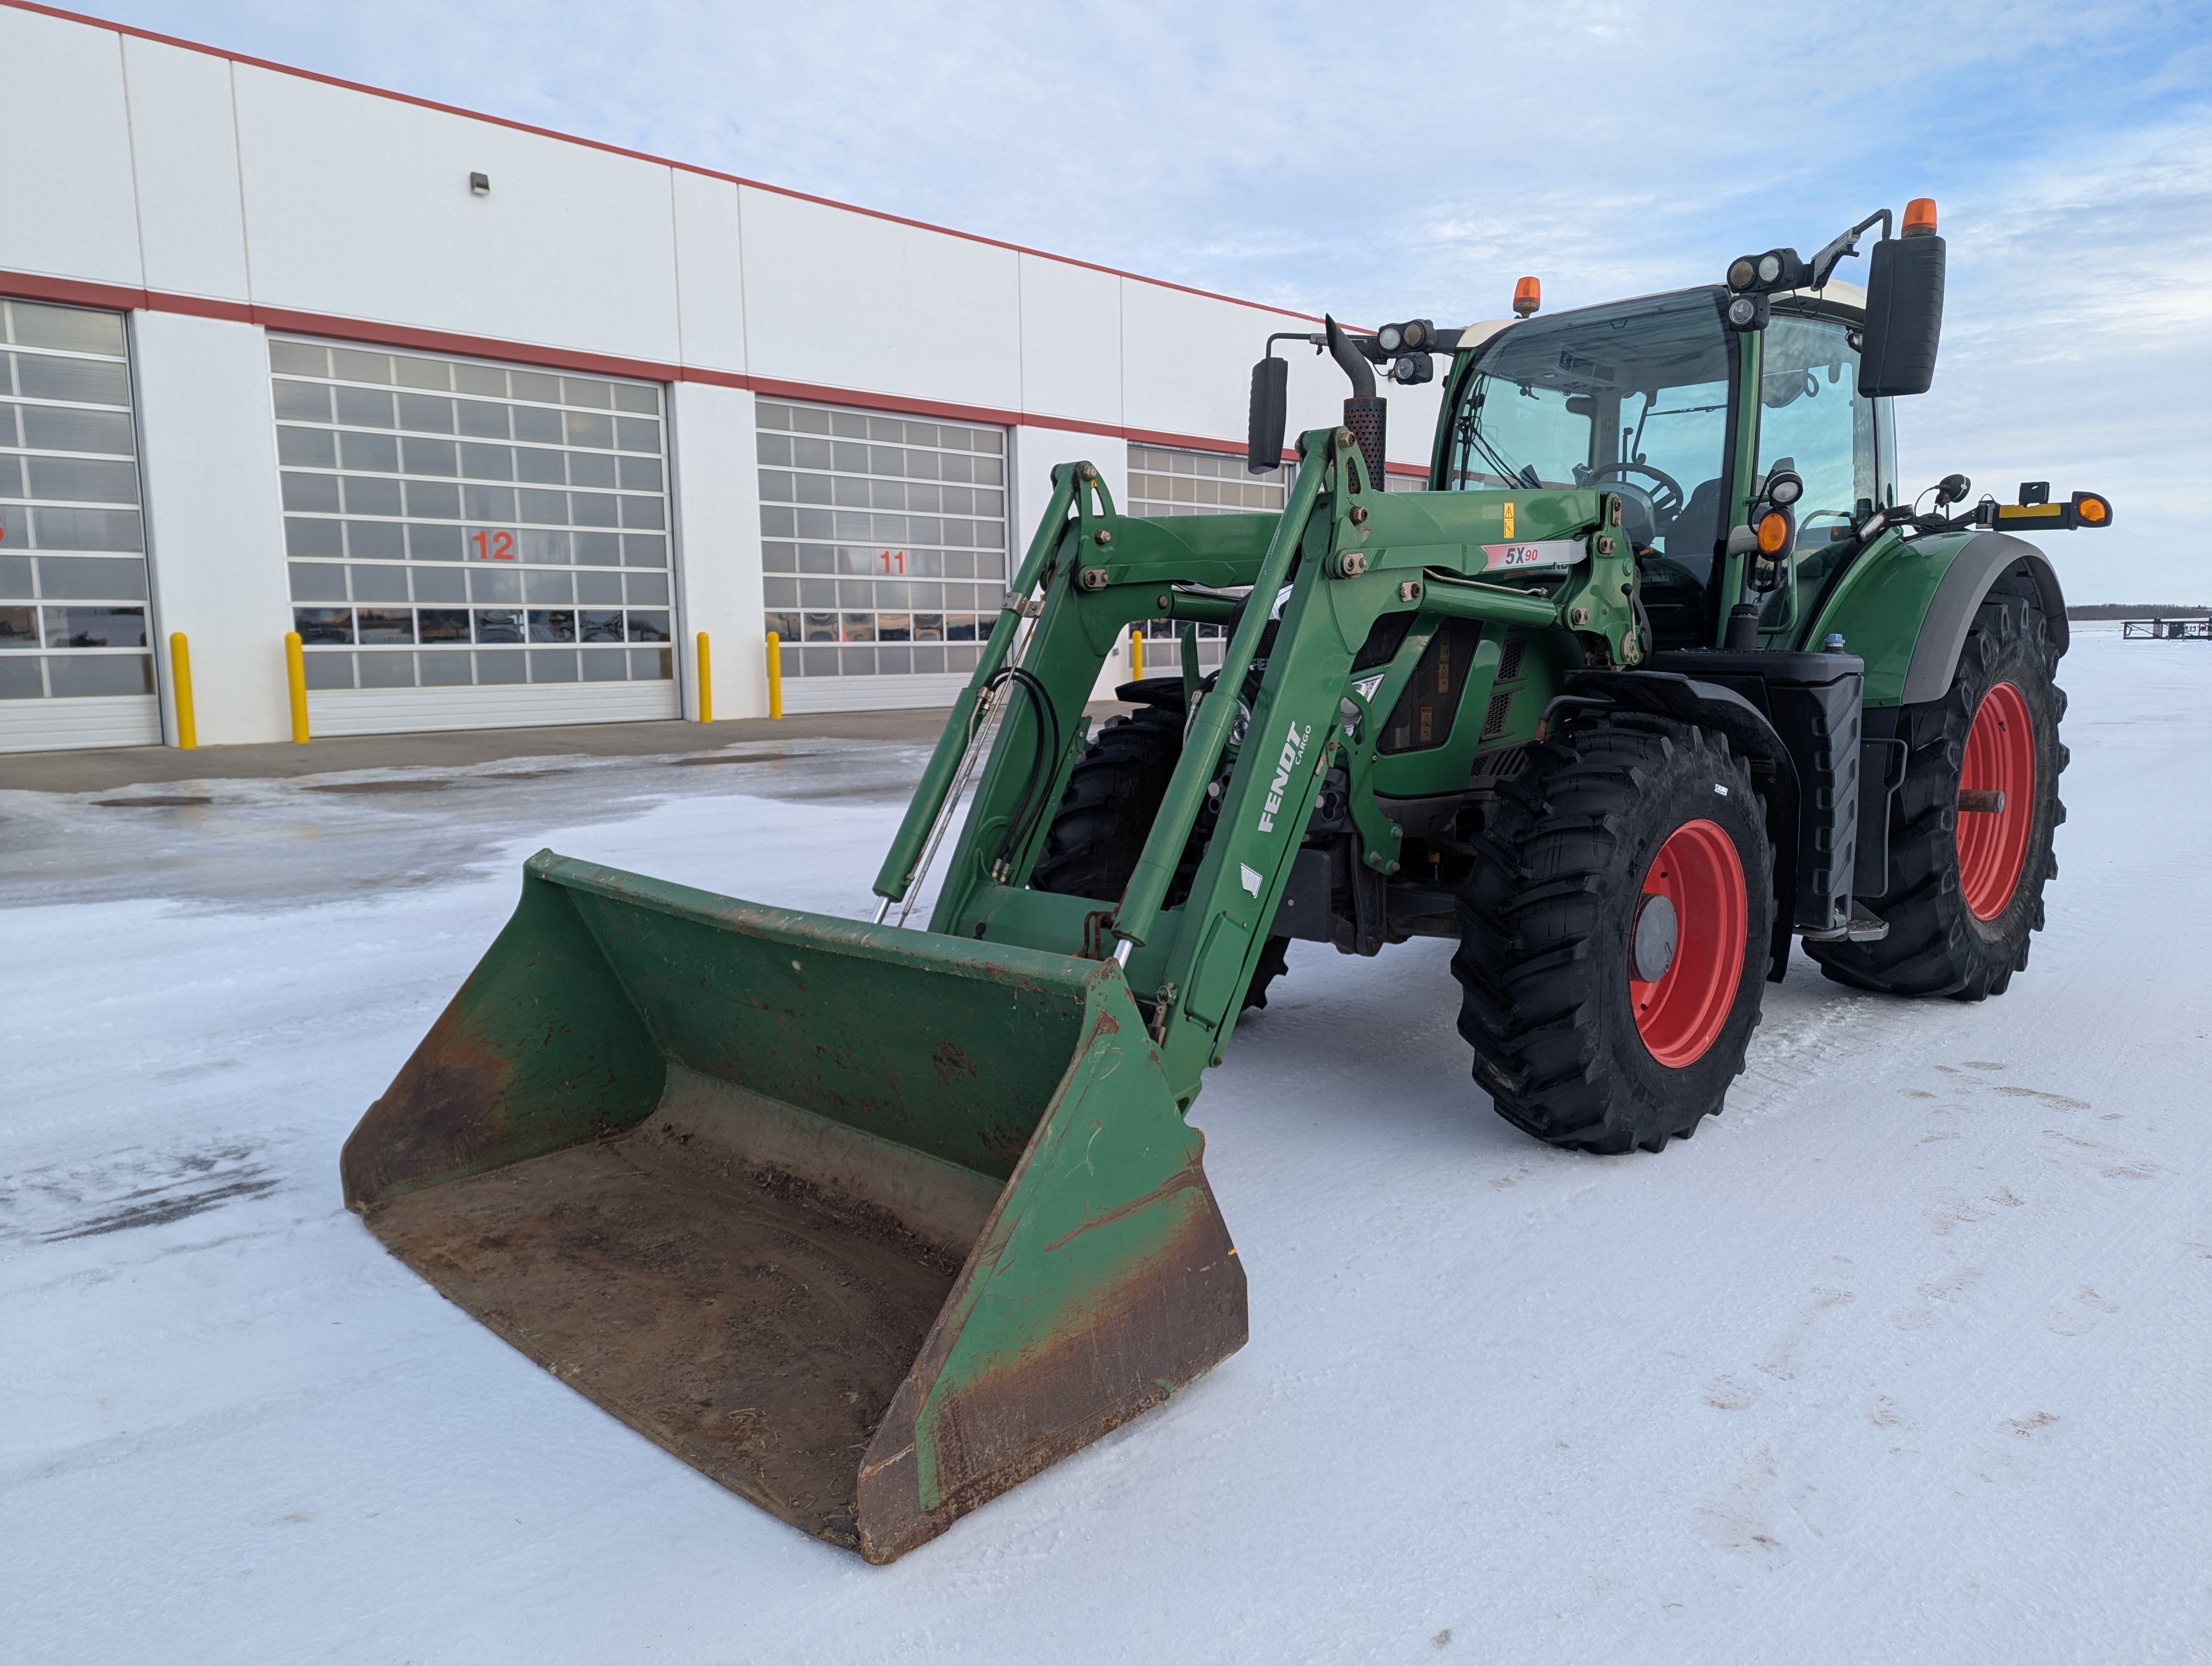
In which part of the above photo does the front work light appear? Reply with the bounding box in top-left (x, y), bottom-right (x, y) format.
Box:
top-left (1727, 293), bottom-right (1770, 331)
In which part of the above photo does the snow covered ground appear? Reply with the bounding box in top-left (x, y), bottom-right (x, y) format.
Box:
top-left (3, 625), bottom-right (2208, 1664)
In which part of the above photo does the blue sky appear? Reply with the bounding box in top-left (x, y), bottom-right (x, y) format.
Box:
top-left (93, 0), bottom-right (2212, 601)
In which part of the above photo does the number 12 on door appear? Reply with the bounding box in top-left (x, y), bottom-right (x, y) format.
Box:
top-left (471, 529), bottom-right (517, 561)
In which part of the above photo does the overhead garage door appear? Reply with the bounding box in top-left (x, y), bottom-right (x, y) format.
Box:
top-left (756, 400), bottom-right (1007, 713)
top-left (0, 298), bottom-right (159, 754)
top-left (270, 338), bottom-right (679, 735)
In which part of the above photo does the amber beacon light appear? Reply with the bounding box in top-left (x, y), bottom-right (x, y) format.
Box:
top-left (1903, 197), bottom-right (1939, 236)
top-left (1513, 276), bottom-right (1542, 318)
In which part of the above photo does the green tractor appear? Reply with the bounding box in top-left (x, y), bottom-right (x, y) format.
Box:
top-left (340, 199), bottom-right (2111, 1561)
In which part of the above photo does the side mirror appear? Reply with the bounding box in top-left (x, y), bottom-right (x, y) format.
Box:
top-left (1860, 229), bottom-right (1945, 396)
top-left (1248, 356), bottom-right (1288, 474)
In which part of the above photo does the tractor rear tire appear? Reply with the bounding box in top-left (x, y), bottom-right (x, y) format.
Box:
top-left (1032, 704), bottom-right (1288, 1014)
top-left (1452, 713), bottom-right (1775, 1154)
top-left (1805, 586), bottom-right (2067, 1000)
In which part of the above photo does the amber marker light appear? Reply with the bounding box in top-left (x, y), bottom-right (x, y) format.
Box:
top-left (1513, 277), bottom-right (1542, 318)
top-left (1757, 511), bottom-right (1792, 555)
top-left (1903, 197), bottom-right (1939, 236)
top-left (2073, 491), bottom-right (2113, 526)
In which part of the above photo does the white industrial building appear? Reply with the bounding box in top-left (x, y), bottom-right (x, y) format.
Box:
top-left (0, 1), bottom-right (1447, 753)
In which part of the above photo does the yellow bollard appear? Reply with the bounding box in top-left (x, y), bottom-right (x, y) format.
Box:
top-left (168, 632), bottom-right (197, 749)
top-left (765, 630), bottom-right (783, 720)
top-left (284, 631), bottom-right (310, 743)
top-left (696, 631), bottom-right (713, 723)
top-left (1130, 625), bottom-right (1143, 680)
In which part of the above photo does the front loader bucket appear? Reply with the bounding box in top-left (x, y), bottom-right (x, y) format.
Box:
top-left (340, 851), bottom-right (1245, 1564)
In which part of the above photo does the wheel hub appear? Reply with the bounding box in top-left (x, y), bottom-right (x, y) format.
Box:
top-left (1632, 893), bottom-right (1679, 981)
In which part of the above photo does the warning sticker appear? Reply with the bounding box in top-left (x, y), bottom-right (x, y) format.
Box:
top-left (1480, 540), bottom-right (1585, 573)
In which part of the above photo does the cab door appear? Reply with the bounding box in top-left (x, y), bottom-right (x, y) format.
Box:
top-left (1750, 310), bottom-right (1889, 642)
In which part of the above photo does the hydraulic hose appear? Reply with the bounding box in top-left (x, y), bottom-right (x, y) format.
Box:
top-left (873, 465), bottom-right (1081, 903)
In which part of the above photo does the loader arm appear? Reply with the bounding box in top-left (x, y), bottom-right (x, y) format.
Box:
top-left (886, 426), bottom-right (1618, 1109)
top-left (1139, 439), bottom-right (1578, 1097)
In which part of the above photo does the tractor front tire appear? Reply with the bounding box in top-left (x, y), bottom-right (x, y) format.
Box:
top-left (1031, 704), bottom-right (1185, 903)
top-left (1032, 704), bottom-right (1288, 1014)
top-left (1806, 586), bottom-right (2066, 1000)
top-left (1453, 714), bottom-right (1775, 1154)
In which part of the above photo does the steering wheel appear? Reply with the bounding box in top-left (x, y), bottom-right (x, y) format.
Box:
top-left (1583, 461), bottom-right (1685, 522)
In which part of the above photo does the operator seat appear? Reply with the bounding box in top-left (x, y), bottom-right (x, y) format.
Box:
top-left (1637, 476), bottom-right (1724, 650)
top-left (1660, 476), bottom-right (1724, 584)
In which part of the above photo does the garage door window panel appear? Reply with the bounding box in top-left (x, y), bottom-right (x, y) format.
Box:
top-left (272, 336), bottom-right (674, 695)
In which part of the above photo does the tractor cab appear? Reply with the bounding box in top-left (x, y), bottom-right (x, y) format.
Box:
top-left (1435, 281), bottom-right (1894, 653)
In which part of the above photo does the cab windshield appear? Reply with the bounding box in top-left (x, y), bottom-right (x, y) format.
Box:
top-left (1448, 290), bottom-right (1733, 572)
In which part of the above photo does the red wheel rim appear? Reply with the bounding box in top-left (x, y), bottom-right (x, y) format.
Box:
top-left (1631, 819), bottom-right (1748, 1068)
top-left (1957, 681), bottom-right (2035, 920)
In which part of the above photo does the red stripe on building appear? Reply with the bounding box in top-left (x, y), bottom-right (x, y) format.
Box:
top-left (3, 270), bottom-right (1433, 477)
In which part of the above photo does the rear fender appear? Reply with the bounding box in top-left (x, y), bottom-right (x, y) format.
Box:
top-left (1898, 533), bottom-right (2067, 702)
top-left (1809, 530), bottom-right (2065, 705)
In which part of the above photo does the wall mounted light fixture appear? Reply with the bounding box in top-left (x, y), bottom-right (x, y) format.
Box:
top-left (469, 172), bottom-right (491, 195)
